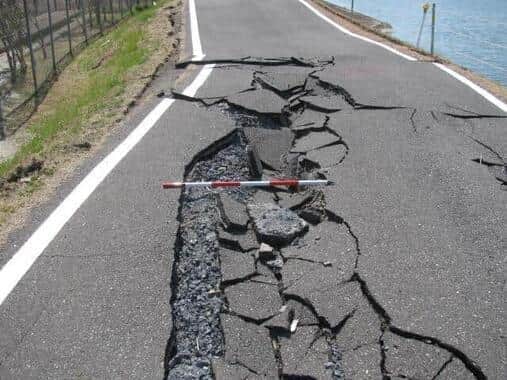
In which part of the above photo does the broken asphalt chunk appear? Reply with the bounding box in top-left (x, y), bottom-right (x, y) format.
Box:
top-left (218, 193), bottom-right (249, 232)
top-left (218, 227), bottom-right (259, 252)
top-left (257, 242), bottom-right (276, 261)
top-left (243, 127), bottom-right (294, 171)
top-left (220, 248), bottom-right (256, 283)
top-left (247, 203), bottom-right (309, 247)
top-left (225, 280), bottom-right (282, 320)
top-left (221, 314), bottom-right (279, 377)
top-left (277, 191), bottom-right (313, 210)
top-left (280, 326), bottom-right (332, 378)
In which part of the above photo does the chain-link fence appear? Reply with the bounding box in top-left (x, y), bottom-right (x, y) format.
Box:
top-left (0, 0), bottom-right (152, 140)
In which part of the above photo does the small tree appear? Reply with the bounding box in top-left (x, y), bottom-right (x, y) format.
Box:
top-left (0, 0), bottom-right (28, 83)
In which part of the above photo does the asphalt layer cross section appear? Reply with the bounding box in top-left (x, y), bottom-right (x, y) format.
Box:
top-left (1, 0), bottom-right (506, 379)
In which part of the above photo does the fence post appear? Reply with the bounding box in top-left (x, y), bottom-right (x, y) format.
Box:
top-left (109, 0), bottom-right (114, 23)
top-left (22, 0), bottom-right (38, 94)
top-left (96, 0), bottom-right (103, 34)
top-left (431, 3), bottom-right (436, 55)
top-left (64, 0), bottom-right (73, 56)
top-left (46, 0), bottom-right (57, 73)
top-left (351, 0), bottom-right (354, 14)
top-left (81, 0), bottom-right (88, 44)
top-left (119, 0), bottom-right (123, 17)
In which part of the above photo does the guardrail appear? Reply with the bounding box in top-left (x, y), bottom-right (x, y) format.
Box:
top-left (0, 0), bottom-right (153, 140)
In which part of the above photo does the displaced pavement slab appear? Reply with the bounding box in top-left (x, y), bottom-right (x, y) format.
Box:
top-left (255, 72), bottom-right (308, 95)
top-left (243, 127), bottom-right (294, 170)
top-left (247, 203), bottom-right (308, 246)
top-left (292, 131), bottom-right (341, 152)
top-left (219, 248), bottom-right (256, 283)
top-left (225, 280), bottom-right (282, 320)
top-left (306, 144), bottom-right (347, 168)
top-left (290, 109), bottom-right (329, 131)
top-left (299, 95), bottom-right (350, 112)
top-left (226, 88), bottom-right (287, 114)
top-left (279, 326), bottom-right (332, 378)
top-left (383, 332), bottom-right (451, 379)
top-left (221, 314), bottom-right (278, 377)
top-left (218, 192), bottom-right (249, 231)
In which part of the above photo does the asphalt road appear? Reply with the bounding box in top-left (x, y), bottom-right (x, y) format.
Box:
top-left (0, 0), bottom-right (506, 379)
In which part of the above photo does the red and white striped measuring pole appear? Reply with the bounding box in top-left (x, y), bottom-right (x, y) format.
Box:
top-left (162, 179), bottom-right (334, 189)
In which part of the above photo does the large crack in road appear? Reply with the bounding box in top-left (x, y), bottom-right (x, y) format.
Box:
top-left (164, 58), bottom-right (492, 379)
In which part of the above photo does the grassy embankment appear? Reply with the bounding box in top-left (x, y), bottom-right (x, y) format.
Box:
top-left (0, 0), bottom-right (176, 226)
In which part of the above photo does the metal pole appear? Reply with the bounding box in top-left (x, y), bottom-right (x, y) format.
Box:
top-left (431, 3), bottom-right (436, 55)
top-left (46, 0), bottom-right (57, 73)
top-left (81, 0), bottom-right (88, 44)
top-left (0, 93), bottom-right (5, 141)
top-left (22, 0), bottom-right (38, 93)
top-left (351, 0), bottom-right (354, 14)
top-left (416, 3), bottom-right (430, 48)
top-left (64, 0), bottom-right (73, 56)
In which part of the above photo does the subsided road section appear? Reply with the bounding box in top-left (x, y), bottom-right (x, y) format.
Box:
top-left (0, 0), bottom-right (506, 379)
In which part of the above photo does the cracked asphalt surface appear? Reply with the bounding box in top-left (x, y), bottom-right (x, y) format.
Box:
top-left (1, 0), bottom-right (506, 378)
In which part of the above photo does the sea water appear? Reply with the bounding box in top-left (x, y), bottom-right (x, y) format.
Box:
top-left (327, 0), bottom-right (507, 86)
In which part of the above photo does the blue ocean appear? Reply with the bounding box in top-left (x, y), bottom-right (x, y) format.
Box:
top-left (327, 0), bottom-right (507, 86)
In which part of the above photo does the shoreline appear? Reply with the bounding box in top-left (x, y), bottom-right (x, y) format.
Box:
top-left (311, 0), bottom-right (507, 105)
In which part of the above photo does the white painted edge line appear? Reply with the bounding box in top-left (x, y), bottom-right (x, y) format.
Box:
top-left (298, 0), bottom-right (507, 113)
top-left (189, 0), bottom-right (205, 60)
top-left (0, 1), bottom-right (214, 306)
top-left (298, 0), bottom-right (416, 61)
top-left (433, 63), bottom-right (507, 113)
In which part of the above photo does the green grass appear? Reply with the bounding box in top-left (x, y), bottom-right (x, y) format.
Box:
top-left (0, 3), bottom-right (164, 179)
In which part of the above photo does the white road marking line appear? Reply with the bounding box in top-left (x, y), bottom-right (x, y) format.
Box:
top-left (298, 0), bottom-right (416, 61)
top-left (183, 64), bottom-right (215, 97)
top-left (433, 63), bottom-right (507, 113)
top-left (0, 0), bottom-right (214, 306)
top-left (189, 0), bottom-right (205, 60)
top-left (298, 0), bottom-right (507, 113)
